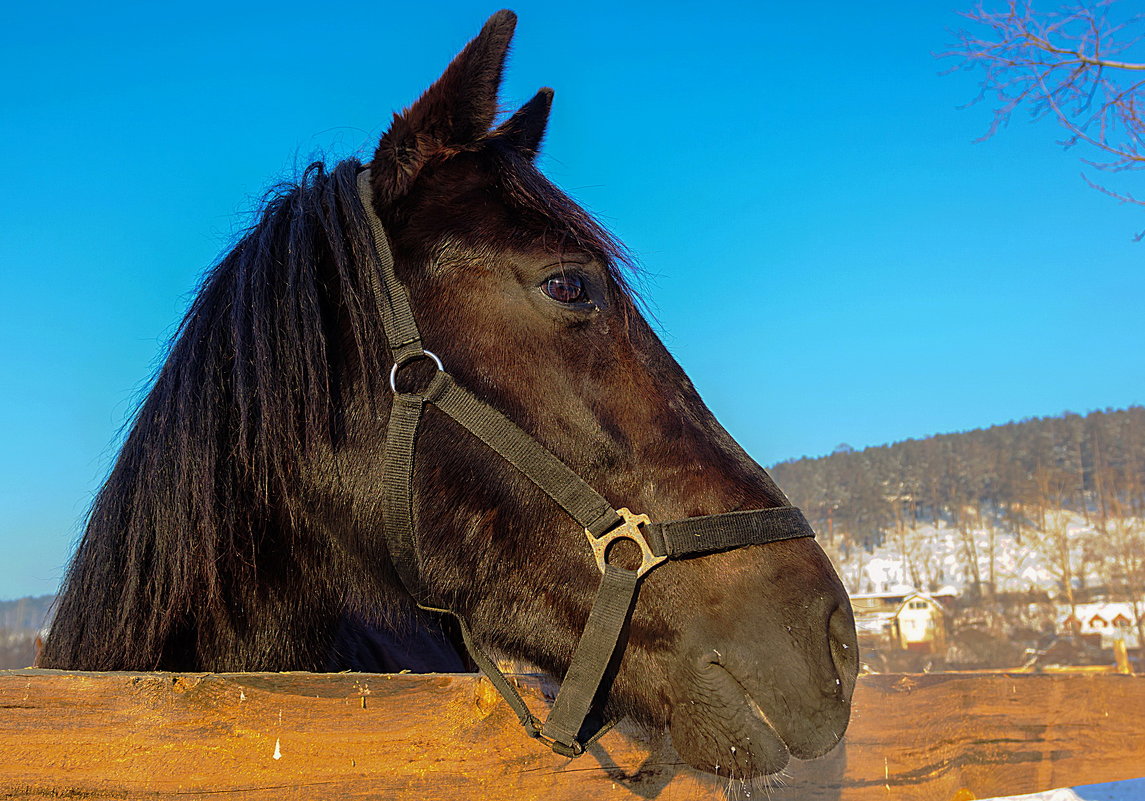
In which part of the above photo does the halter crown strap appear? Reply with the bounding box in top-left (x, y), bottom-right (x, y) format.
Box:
top-left (355, 167), bottom-right (815, 758)
top-left (356, 170), bottom-right (424, 363)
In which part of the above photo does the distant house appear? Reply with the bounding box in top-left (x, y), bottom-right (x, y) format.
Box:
top-left (892, 592), bottom-right (949, 653)
top-left (851, 589), bottom-right (953, 654)
top-left (1061, 602), bottom-right (1141, 649)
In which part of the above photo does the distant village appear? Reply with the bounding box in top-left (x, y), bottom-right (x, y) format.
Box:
top-left (819, 506), bottom-right (1144, 673)
top-left (771, 407), bottom-right (1145, 674)
top-left (846, 585), bottom-right (1139, 674)
top-left (831, 508), bottom-right (1144, 674)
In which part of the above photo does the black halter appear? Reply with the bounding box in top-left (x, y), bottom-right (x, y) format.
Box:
top-left (356, 169), bottom-right (816, 757)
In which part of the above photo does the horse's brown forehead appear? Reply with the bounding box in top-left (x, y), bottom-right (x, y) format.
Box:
top-left (398, 149), bottom-right (619, 266)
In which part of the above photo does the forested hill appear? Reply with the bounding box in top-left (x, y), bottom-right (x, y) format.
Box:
top-left (0, 595), bottom-right (53, 669)
top-left (0, 595), bottom-right (54, 632)
top-left (769, 407), bottom-right (1145, 549)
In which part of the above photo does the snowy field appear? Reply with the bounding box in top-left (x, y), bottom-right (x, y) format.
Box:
top-left (984, 778), bottom-right (1145, 800)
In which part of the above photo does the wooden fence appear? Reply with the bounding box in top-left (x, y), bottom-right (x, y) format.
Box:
top-left (1, 669), bottom-right (1143, 800)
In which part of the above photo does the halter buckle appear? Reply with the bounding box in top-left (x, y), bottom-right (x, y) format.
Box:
top-left (585, 508), bottom-right (666, 579)
top-left (528, 723), bottom-right (585, 757)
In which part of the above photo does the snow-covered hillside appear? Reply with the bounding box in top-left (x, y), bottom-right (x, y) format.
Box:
top-left (821, 510), bottom-right (1143, 601)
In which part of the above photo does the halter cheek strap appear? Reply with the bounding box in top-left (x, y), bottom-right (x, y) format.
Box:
top-left (355, 168), bottom-right (815, 757)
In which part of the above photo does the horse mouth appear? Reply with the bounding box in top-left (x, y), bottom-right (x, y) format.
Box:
top-left (668, 659), bottom-right (792, 777)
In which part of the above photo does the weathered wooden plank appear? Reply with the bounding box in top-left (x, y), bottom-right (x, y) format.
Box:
top-left (0, 670), bottom-right (1142, 800)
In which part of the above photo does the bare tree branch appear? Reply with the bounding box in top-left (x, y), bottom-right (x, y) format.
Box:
top-left (945, 0), bottom-right (1145, 230)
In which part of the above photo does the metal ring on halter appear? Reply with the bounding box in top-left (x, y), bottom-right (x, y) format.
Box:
top-left (389, 350), bottom-right (444, 393)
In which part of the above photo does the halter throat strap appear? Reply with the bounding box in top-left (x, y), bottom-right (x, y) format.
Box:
top-left (355, 168), bottom-right (815, 757)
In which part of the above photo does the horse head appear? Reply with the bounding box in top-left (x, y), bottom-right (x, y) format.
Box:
top-left (43, 9), bottom-right (857, 781)
top-left (349, 11), bottom-right (858, 777)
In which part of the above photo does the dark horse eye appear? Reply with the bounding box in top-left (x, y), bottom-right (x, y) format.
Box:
top-left (542, 274), bottom-right (587, 304)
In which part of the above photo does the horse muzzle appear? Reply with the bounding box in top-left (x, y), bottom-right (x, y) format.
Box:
top-left (667, 595), bottom-right (857, 777)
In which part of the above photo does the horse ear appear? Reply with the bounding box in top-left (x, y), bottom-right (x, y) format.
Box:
top-left (495, 88), bottom-right (553, 157)
top-left (372, 10), bottom-right (517, 198)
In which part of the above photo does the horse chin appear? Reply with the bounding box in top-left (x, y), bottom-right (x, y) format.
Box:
top-left (668, 656), bottom-right (791, 777)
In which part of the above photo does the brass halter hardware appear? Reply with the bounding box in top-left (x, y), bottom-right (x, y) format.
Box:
top-left (586, 508), bottom-right (665, 579)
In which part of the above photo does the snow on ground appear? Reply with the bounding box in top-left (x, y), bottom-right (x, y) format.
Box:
top-left (983, 791), bottom-right (1086, 801)
top-left (825, 510), bottom-right (1142, 600)
top-left (983, 778), bottom-right (1145, 800)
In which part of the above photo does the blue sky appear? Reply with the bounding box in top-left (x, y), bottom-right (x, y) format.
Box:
top-left (2, 1), bottom-right (1143, 599)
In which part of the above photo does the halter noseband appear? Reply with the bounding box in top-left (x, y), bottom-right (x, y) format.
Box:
top-left (356, 169), bottom-right (816, 758)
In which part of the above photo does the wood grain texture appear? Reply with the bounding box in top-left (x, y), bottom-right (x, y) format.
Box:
top-left (0, 670), bottom-right (1142, 800)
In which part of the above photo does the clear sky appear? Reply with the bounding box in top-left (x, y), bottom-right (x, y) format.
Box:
top-left (2, 1), bottom-right (1142, 599)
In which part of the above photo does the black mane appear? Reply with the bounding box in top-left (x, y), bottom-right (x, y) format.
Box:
top-left (44, 159), bottom-right (396, 669)
top-left (43, 149), bottom-right (630, 671)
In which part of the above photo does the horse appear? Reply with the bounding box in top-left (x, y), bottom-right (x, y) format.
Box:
top-left (41, 10), bottom-right (857, 779)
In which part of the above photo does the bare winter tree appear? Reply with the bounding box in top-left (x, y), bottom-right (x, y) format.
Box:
top-left (1102, 514), bottom-right (1145, 651)
top-left (948, 0), bottom-right (1145, 234)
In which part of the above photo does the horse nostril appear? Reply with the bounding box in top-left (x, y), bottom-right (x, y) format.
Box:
top-left (827, 604), bottom-right (859, 700)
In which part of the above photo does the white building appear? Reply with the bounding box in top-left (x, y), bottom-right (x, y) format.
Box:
top-left (851, 590), bottom-right (952, 654)
top-left (1061, 602), bottom-right (1142, 649)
